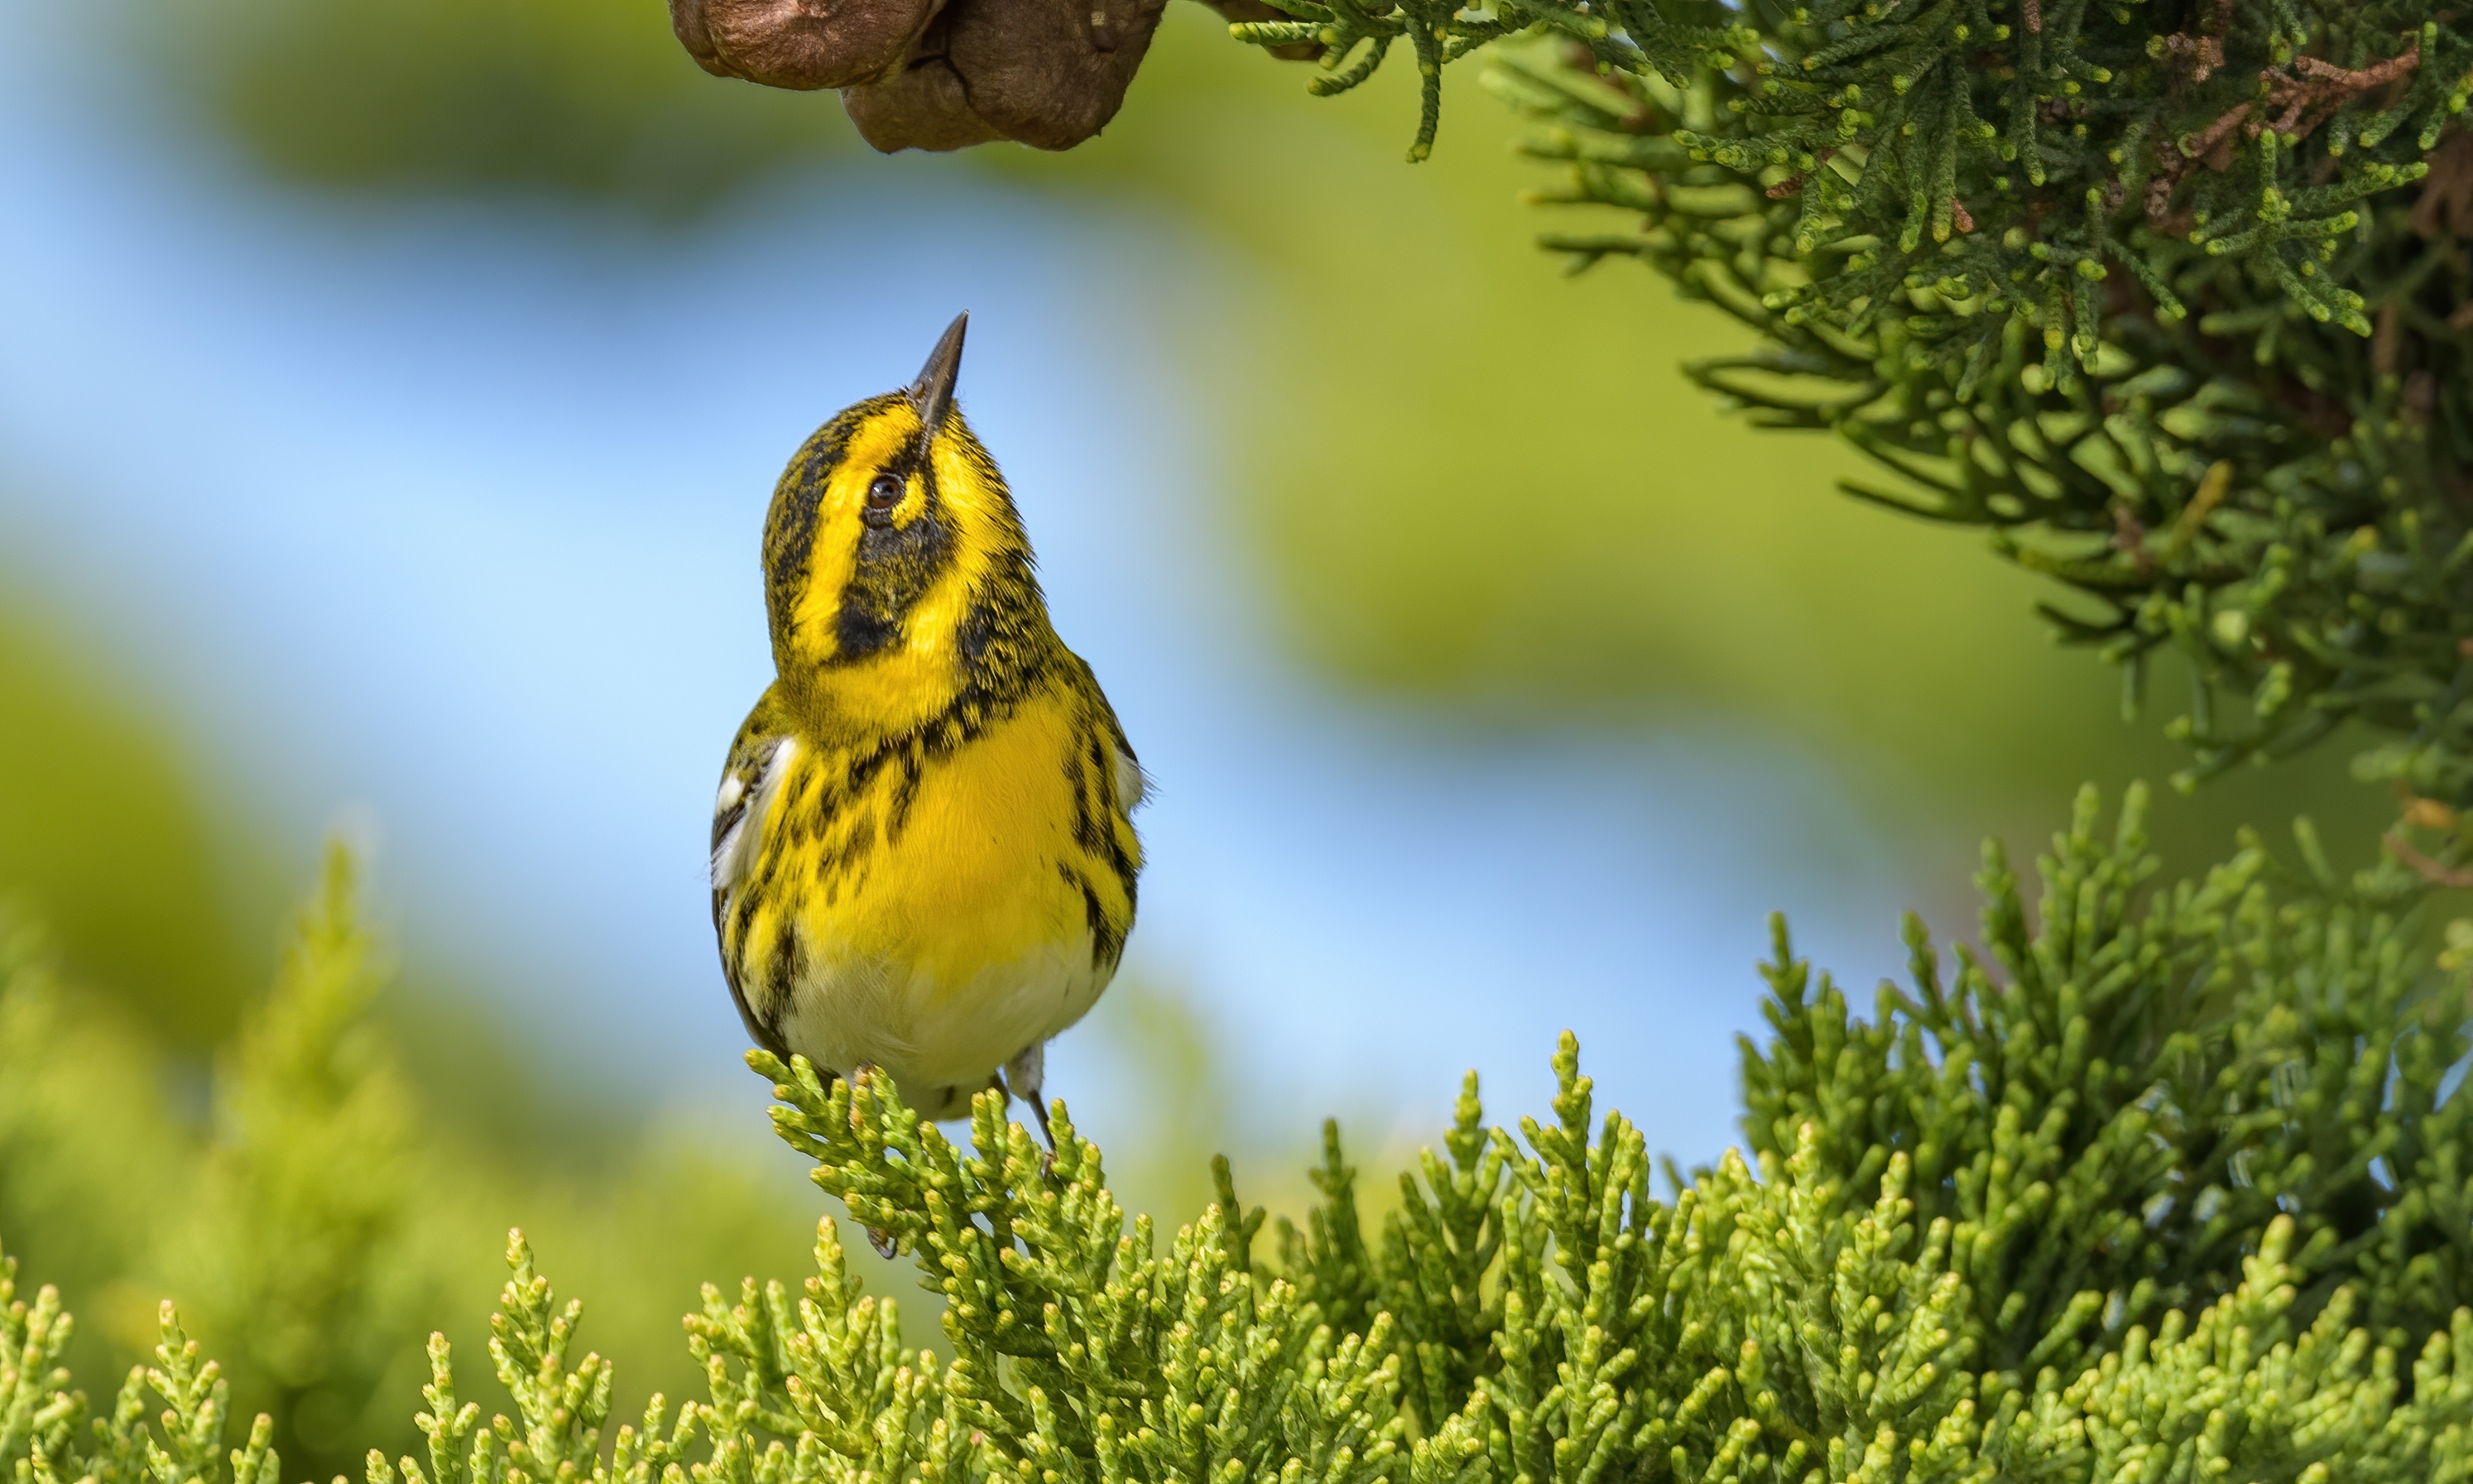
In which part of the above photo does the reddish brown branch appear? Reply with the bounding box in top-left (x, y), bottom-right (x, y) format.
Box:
top-left (2159, 31), bottom-right (2226, 84)
top-left (1765, 148), bottom-right (1837, 199)
top-left (2158, 0), bottom-right (2231, 82)
top-left (2263, 38), bottom-right (2420, 137)
top-left (2110, 502), bottom-right (2156, 574)
top-left (2141, 31), bottom-right (2420, 233)
top-left (2385, 828), bottom-right (2473, 888)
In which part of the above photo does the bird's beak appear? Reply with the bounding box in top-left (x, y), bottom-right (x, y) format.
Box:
top-left (910, 312), bottom-right (968, 437)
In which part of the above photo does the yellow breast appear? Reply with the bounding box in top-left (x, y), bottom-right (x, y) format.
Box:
top-left (718, 677), bottom-right (1140, 1112)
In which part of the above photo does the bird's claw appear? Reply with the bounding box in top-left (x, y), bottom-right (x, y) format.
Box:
top-left (1030, 1097), bottom-right (1058, 1174)
top-left (994, 1070), bottom-right (1060, 1172)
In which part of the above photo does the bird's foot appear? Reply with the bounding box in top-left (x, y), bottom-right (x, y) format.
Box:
top-left (867, 1226), bottom-right (898, 1259)
top-left (1028, 1095), bottom-right (1056, 1155)
top-left (990, 1069), bottom-right (1055, 1171)
top-left (1002, 1043), bottom-right (1058, 1170)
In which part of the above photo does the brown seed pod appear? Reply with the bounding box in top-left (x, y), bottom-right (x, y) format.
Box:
top-left (667, 0), bottom-right (944, 90)
top-left (841, 52), bottom-right (1005, 151)
top-left (670, 0), bottom-right (738, 78)
top-left (839, 0), bottom-right (1164, 153)
top-left (679, 0), bottom-right (1203, 152)
top-left (939, 0), bottom-right (1167, 150)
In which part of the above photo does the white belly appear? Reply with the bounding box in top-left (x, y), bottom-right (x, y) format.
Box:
top-left (779, 933), bottom-right (1115, 1119)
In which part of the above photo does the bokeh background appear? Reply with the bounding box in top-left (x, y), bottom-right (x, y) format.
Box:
top-left (0, 0), bottom-right (2388, 1472)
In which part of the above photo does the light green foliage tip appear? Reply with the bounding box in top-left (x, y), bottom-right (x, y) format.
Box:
top-left (1, 840), bottom-right (432, 1482)
top-left (1229, 0), bottom-right (2473, 809)
top-left (9, 788), bottom-right (2473, 1484)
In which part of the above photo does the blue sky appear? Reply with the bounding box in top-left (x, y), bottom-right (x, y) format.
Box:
top-left (0, 22), bottom-right (1915, 1171)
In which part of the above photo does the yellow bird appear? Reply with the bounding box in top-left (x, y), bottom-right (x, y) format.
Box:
top-left (710, 315), bottom-right (1145, 1140)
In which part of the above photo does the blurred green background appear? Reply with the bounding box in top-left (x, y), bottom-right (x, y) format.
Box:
top-left (0, 0), bottom-right (2386, 1478)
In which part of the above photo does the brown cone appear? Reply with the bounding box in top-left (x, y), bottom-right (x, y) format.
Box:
top-left (941, 0), bottom-right (1166, 150)
top-left (683, 0), bottom-right (1198, 152)
top-left (842, 54), bottom-right (1006, 151)
top-left (667, 0), bottom-right (944, 90)
top-left (670, 0), bottom-right (738, 77)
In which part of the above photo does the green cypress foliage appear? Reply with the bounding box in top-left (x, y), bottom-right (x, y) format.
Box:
top-left (1231, 0), bottom-right (2473, 801)
top-left (0, 846), bottom-right (432, 1480)
top-left (7, 783), bottom-right (2472, 1484)
top-left (1744, 783), bottom-right (2471, 1375)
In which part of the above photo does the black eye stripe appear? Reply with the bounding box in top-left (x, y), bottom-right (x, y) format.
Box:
top-left (837, 449), bottom-right (953, 659)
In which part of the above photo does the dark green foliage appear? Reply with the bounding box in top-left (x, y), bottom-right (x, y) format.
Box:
top-left (1221, 0), bottom-right (1634, 160)
top-left (1208, 789), bottom-right (2473, 1482)
top-left (1232, 0), bottom-right (2473, 805)
top-left (1362, 1083), bottom-right (1504, 1429)
top-left (376, 1235), bottom-right (699, 1484)
top-left (1266, 1121), bottom-right (1385, 1342)
top-left (1745, 781), bottom-right (2473, 1376)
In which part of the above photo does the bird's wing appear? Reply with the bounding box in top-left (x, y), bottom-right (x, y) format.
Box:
top-left (711, 732), bottom-right (796, 903)
top-left (1082, 667), bottom-right (1148, 814)
top-left (1112, 740), bottom-right (1149, 813)
top-left (712, 728), bottom-right (798, 1059)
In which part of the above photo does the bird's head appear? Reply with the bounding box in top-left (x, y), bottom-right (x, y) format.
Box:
top-left (760, 313), bottom-right (1049, 738)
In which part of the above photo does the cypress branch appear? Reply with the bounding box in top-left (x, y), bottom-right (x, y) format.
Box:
top-left (1227, 0), bottom-right (2473, 808)
top-left (8, 785), bottom-right (2473, 1483)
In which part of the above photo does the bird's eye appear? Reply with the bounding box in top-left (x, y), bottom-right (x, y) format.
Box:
top-left (866, 473), bottom-right (902, 511)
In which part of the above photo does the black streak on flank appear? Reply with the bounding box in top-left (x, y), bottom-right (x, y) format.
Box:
top-left (886, 747), bottom-right (925, 846)
top-left (720, 910), bottom-right (790, 1063)
top-left (1060, 862), bottom-right (1126, 971)
top-left (767, 918), bottom-right (804, 1022)
top-left (1078, 730), bottom-right (1112, 853)
top-left (726, 898), bottom-right (759, 982)
top-left (1065, 747), bottom-right (1100, 862)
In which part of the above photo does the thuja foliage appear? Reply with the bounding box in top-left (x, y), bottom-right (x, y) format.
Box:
top-left (0, 845), bottom-right (435, 1476)
top-left (8, 785), bottom-right (2473, 1484)
top-left (1746, 782), bottom-right (2473, 1372)
top-left (0, 841), bottom-right (853, 1484)
top-left (1227, 0), bottom-right (2473, 807)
